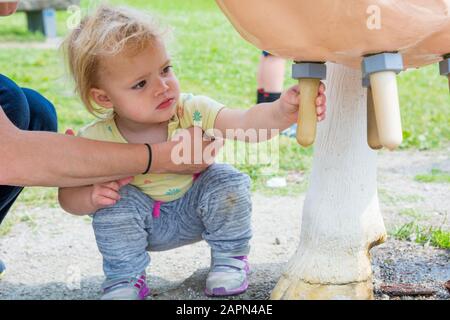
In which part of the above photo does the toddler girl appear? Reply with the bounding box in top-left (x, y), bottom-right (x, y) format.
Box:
top-left (58, 5), bottom-right (326, 300)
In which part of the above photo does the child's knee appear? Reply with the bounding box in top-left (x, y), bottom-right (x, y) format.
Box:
top-left (200, 169), bottom-right (252, 219)
top-left (199, 165), bottom-right (251, 211)
top-left (203, 164), bottom-right (251, 191)
top-left (93, 185), bottom-right (151, 225)
top-left (219, 188), bottom-right (252, 216)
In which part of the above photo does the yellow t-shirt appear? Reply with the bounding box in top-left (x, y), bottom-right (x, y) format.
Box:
top-left (78, 93), bottom-right (225, 202)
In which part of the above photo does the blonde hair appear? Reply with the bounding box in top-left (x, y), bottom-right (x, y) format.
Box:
top-left (63, 4), bottom-right (167, 117)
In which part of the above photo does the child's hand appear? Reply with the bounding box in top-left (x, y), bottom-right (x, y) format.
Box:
top-left (279, 82), bottom-right (327, 124)
top-left (90, 177), bottom-right (134, 211)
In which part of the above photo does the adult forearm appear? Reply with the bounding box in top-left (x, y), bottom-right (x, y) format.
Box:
top-left (1, 107), bottom-right (214, 186)
top-left (0, 129), bottom-right (149, 187)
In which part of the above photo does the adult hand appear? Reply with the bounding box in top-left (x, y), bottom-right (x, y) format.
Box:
top-left (152, 126), bottom-right (224, 175)
top-left (0, 1), bottom-right (19, 16)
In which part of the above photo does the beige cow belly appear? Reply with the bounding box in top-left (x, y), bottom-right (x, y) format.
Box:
top-left (216, 0), bottom-right (450, 69)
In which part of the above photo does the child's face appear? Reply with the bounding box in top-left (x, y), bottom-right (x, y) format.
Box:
top-left (92, 40), bottom-right (180, 125)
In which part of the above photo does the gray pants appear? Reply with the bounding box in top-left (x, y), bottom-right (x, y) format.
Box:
top-left (92, 163), bottom-right (252, 283)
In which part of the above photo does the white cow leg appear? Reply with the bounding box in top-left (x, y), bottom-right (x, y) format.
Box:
top-left (271, 63), bottom-right (387, 300)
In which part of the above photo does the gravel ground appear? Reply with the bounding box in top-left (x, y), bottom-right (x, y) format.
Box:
top-left (0, 148), bottom-right (449, 300)
top-left (372, 240), bottom-right (449, 300)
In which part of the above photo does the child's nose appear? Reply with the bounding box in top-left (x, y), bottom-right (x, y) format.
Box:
top-left (154, 77), bottom-right (170, 96)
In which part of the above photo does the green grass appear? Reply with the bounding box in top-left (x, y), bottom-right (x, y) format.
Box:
top-left (0, 8), bottom-right (72, 41)
top-left (0, 0), bottom-right (449, 208)
top-left (398, 68), bottom-right (450, 150)
top-left (391, 221), bottom-right (450, 249)
top-left (414, 169), bottom-right (450, 183)
top-left (17, 188), bottom-right (60, 208)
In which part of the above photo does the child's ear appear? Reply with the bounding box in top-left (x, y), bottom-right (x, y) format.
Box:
top-left (90, 88), bottom-right (114, 109)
